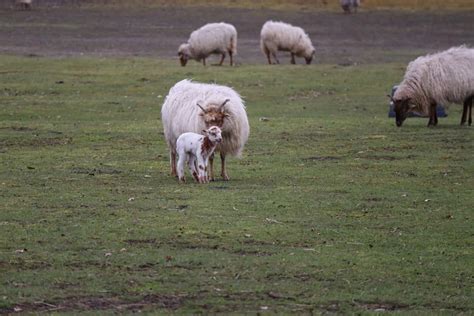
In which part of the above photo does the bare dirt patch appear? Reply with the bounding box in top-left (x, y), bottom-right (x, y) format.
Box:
top-left (0, 5), bottom-right (472, 64)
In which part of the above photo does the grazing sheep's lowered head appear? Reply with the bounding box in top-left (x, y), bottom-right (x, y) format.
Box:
top-left (197, 99), bottom-right (231, 128)
top-left (304, 47), bottom-right (316, 64)
top-left (178, 43), bottom-right (191, 66)
top-left (388, 95), bottom-right (415, 127)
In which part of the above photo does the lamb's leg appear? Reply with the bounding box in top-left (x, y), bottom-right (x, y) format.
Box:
top-left (188, 155), bottom-right (199, 182)
top-left (218, 53), bottom-right (225, 66)
top-left (291, 53), bottom-right (296, 64)
top-left (220, 152), bottom-right (229, 181)
top-left (208, 153), bottom-right (215, 181)
top-left (177, 153), bottom-right (186, 183)
top-left (196, 158), bottom-right (207, 184)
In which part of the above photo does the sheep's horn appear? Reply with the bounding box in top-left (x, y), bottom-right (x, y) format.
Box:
top-left (220, 99), bottom-right (230, 109)
top-left (197, 102), bottom-right (207, 113)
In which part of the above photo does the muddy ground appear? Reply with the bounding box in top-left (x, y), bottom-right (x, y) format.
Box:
top-left (0, 5), bottom-right (473, 64)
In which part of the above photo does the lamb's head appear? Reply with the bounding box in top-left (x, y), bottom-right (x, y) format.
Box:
top-left (389, 95), bottom-right (414, 127)
top-left (197, 99), bottom-right (230, 128)
top-left (203, 126), bottom-right (222, 144)
top-left (178, 43), bottom-right (191, 67)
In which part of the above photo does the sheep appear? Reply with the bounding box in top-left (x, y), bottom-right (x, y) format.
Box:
top-left (176, 126), bottom-right (222, 184)
top-left (340, 0), bottom-right (360, 14)
top-left (178, 22), bottom-right (237, 67)
top-left (389, 46), bottom-right (474, 127)
top-left (260, 21), bottom-right (315, 65)
top-left (16, 0), bottom-right (32, 10)
top-left (161, 79), bottom-right (249, 181)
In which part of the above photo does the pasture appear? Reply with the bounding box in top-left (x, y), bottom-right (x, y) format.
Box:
top-left (1, 2), bottom-right (473, 314)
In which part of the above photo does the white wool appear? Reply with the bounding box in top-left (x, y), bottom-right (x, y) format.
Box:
top-left (161, 79), bottom-right (249, 158)
top-left (260, 20), bottom-right (315, 60)
top-left (394, 46), bottom-right (474, 113)
top-left (178, 23), bottom-right (237, 62)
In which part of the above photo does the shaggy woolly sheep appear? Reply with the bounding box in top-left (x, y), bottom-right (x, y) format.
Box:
top-left (16, 0), bottom-right (32, 10)
top-left (178, 23), bottom-right (237, 67)
top-left (340, 0), bottom-right (360, 13)
top-left (161, 79), bottom-right (249, 181)
top-left (260, 21), bottom-right (315, 65)
top-left (390, 46), bottom-right (474, 127)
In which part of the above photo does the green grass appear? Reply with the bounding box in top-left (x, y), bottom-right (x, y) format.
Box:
top-left (0, 55), bottom-right (473, 313)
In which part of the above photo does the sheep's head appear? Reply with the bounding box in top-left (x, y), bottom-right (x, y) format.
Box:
top-left (202, 126), bottom-right (222, 144)
top-left (389, 95), bottom-right (414, 127)
top-left (305, 49), bottom-right (315, 64)
top-left (178, 43), bottom-right (191, 67)
top-left (197, 99), bottom-right (230, 128)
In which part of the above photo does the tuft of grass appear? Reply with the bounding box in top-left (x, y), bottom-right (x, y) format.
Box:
top-left (0, 55), bottom-right (473, 314)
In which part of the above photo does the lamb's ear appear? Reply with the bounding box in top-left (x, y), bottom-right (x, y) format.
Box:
top-left (219, 99), bottom-right (230, 110)
top-left (202, 129), bottom-right (208, 135)
top-left (197, 102), bottom-right (207, 113)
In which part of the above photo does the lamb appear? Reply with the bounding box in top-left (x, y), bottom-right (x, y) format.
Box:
top-left (178, 22), bottom-right (237, 67)
top-left (390, 46), bottom-right (474, 127)
top-left (176, 126), bottom-right (222, 184)
top-left (161, 79), bottom-right (249, 181)
top-left (260, 20), bottom-right (315, 65)
top-left (340, 0), bottom-right (360, 14)
top-left (16, 0), bottom-right (32, 10)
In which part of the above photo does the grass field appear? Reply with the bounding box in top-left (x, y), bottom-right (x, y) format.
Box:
top-left (1, 55), bottom-right (473, 313)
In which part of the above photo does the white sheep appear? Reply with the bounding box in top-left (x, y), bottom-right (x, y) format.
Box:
top-left (16, 0), bottom-right (32, 10)
top-left (161, 79), bottom-right (249, 181)
top-left (340, 0), bottom-right (360, 14)
top-left (260, 20), bottom-right (315, 65)
top-left (390, 46), bottom-right (474, 127)
top-left (176, 126), bottom-right (222, 184)
top-left (178, 22), bottom-right (237, 67)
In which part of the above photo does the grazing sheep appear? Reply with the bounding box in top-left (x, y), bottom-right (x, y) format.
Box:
top-left (161, 79), bottom-right (249, 181)
top-left (260, 21), bottom-right (315, 65)
top-left (178, 22), bottom-right (237, 67)
top-left (176, 126), bottom-right (222, 184)
top-left (390, 46), bottom-right (474, 127)
top-left (16, 0), bottom-right (32, 10)
top-left (340, 0), bottom-right (360, 13)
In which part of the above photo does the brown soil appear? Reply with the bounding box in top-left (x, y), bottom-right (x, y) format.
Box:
top-left (0, 5), bottom-right (473, 64)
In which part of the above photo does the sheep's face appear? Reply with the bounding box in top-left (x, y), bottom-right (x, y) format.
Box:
top-left (393, 97), bottom-right (413, 127)
top-left (178, 44), bottom-right (190, 67)
top-left (204, 126), bottom-right (222, 144)
top-left (197, 99), bottom-right (230, 128)
top-left (304, 49), bottom-right (315, 64)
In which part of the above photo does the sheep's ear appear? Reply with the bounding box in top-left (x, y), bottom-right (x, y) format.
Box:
top-left (219, 99), bottom-right (230, 110)
top-left (387, 94), bottom-right (395, 102)
top-left (197, 102), bottom-right (207, 113)
top-left (202, 129), bottom-right (208, 135)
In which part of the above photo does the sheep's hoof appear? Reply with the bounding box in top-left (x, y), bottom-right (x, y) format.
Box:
top-left (221, 174), bottom-right (230, 181)
top-left (179, 177), bottom-right (186, 184)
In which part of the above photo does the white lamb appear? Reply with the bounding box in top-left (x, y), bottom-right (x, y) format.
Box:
top-left (161, 79), bottom-right (249, 181)
top-left (176, 126), bottom-right (222, 184)
top-left (178, 22), bottom-right (237, 67)
top-left (260, 20), bottom-right (315, 65)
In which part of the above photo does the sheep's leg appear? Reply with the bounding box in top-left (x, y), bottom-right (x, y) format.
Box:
top-left (177, 153), bottom-right (186, 183)
top-left (208, 153), bottom-right (215, 181)
top-left (461, 98), bottom-right (469, 125)
top-left (188, 155), bottom-right (199, 182)
top-left (266, 52), bottom-right (272, 65)
top-left (272, 52), bottom-right (280, 64)
top-left (196, 158), bottom-right (207, 183)
top-left (467, 97), bottom-right (474, 126)
top-left (218, 53), bottom-right (225, 66)
top-left (170, 149), bottom-right (177, 177)
top-left (427, 103), bottom-right (437, 127)
top-left (291, 53), bottom-right (296, 65)
top-left (202, 58), bottom-right (206, 66)
top-left (220, 152), bottom-right (229, 181)
top-left (229, 51), bottom-right (233, 66)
